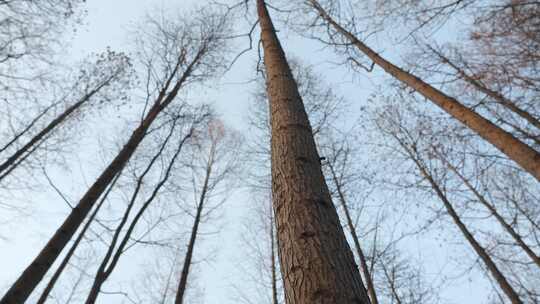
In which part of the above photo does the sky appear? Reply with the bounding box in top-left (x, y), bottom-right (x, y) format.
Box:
top-left (0, 0), bottom-right (497, 303)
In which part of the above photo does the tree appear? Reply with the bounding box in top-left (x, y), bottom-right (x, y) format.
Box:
top-left (0, 50), bottom-right (132, 182)
top-left (376, 248), bottom-right (438, 304)
top-left (322, 134), bottom-right (379, 304)
top-left (303, 0), bottom-right (540, 181)
top-left (0, 7), bottom-right (231, 303)
top-left (83, 106), bottom-right (209, 304)
top-left (36, 163), bottom-right (124, 304)
top-left (239, 57), bottom-right (345, 304)
top-left (434, 149), bottom-right (540, 269)
top-left (426, 46), bottom-right (540, 132)
top-left (174, 119), bottom-right (241, 304)
top-left (374, 100), bottom-right (523, 303)
top-left (256, 1), bottom-right (370, 303)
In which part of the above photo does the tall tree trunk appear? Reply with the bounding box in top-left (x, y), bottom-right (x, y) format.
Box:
top-left (428, 46), bottom-right (540, 130)
top-left (174, 148), bottom-right (213, 304)
top-left (0, 79), bottom-right (113, 181)
top-left (397, 140), bottom-right (523, 304)
top-left (327, 161), bottom-right (379, 304)
top-left (307, 0), bottom-right (540, 182)
top-left (0, 52), bottom-right (201, 304)
top-left (257, 1), bottom-right (370, 303)
top-left (438, 154), bottom-right (540, 269)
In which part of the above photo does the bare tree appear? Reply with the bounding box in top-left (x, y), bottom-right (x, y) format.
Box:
top-left (321, 133), bottom-right (379, 304)
top-left (83, 106), bottom-right (210, 304)
top-left (0, 50), bottom-right (133, 182)
top-left (374, 100), bottom-right (523, 303)
top-left (35, 161), bottom-right (124, 304)
top-left (426, 46), bottom-right (540, 131)
top-left (433, 150), bottom-right (540, 269)
top-left (302, 0), bottom-right (540, 181)
top-left (376, 247), bottom-right (438, 304)
top-left (174, 119), bottom-right (241, 304)
top-left (0, 7), bottom-right (231, 303)
top-left (233, 191), bottom-right (283, 304)
top-left (256, 1), bottom-right (370, 303)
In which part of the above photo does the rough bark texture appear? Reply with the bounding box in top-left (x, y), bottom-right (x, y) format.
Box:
top-left (400, 142), bottom-right (523, 304)
top-left (327, 162), bottom-right (379, 304)
top-left (257, 1), bottom-right (370, 303)
top-left (0, 54), bottom-right (200, 304)
top-left (308, 0), bottom-right (540, 182)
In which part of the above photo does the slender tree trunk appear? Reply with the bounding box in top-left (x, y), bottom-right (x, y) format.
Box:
top-left (0, 134), bottom-right (47, 181)
top-left (0, 100), bottom-right (59, 154)
top-left (85, 117), bottom-right (178, 304)
top-left (0, 80), bottom-right (112, 181)
top-left (439, 154), bottom-right (540, 269)
top-left (270, 208), bottom-right (279, 304)
top-left (429, 46), bottom-right (540, 130)
top-left (308, 0), bottom-right (540, 182)
top-left (398, 141), bottom-right (523, 304)
top-left (36, 170), bottom-right (122, 304)
top-left (174, 151), bottom-right (213, 304)
top-left (257, 1), bottom-right (370, 303)
top-left (327, 161), bottom-right (378, 304)
top-left (0, 53), bottom-right (201, 304)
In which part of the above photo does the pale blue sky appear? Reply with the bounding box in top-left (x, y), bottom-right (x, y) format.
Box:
top-left (0, 1), bottom-right (495, 303)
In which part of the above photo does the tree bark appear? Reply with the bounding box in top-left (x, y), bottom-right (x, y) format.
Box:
top-left (308, 0), bottom-right (540, 182)
top-left (257, 1), bottom-right (370, 303)
top-left (327, 161), bottom-right (378, 304)
top-left (429, 46), bottom-right (540, 130)
top-left (0, 50), bottom-right (202, 304)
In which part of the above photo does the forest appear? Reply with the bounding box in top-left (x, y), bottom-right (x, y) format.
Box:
top-left (0, 0), bottom-right (539, 303)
